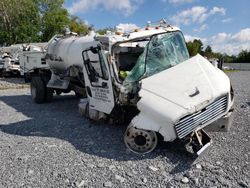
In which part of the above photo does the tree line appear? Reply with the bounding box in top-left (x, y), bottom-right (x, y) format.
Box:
top-left (0, 0), bottom-right (249, 62)
top-left (0, 0), bottom-right (89, 45)
top-left (186, 39), bottom-right (250, 63)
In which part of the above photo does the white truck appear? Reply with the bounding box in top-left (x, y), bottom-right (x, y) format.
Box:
top-left (30, 21), bottom-right (234, 155)
top-left (1, 53), bottom-right (20, 77)
top-left (0, 43), bottom-right (48, 78)
top-left (18, 44), bottom-right (48, 82)
top-left (0, 57), bottom-right (4, 73)
top-left (0, 45), bottom-right (22, 76)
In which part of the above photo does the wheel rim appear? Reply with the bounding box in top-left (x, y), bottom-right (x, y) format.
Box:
top-left (124, 126), bottom-right (158, 154)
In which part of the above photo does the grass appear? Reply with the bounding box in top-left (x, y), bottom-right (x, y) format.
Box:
top-left (223, 69), bottom-right (239, 73)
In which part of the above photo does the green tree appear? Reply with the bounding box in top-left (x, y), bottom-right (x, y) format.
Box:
top-left (69, 16), bottom-right (89, 35)
top-left (0, 0), bottom-right (40, 45)
top-left (39, 0), bottom-right (69, 42)
top-left (0, 0), bottom-right (92, 45)
top-left (204, 45), bottom-right (213, 58)
top-left (223, 54), bottom-right (237, 63)
top-left (186, 39), bottom-right (203, 56)
top-left (236, 50), bottom-right (250, 63)
top-left (97, 27), bottom-right (115, 35)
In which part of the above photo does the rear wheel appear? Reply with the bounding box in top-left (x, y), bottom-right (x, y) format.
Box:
top-left (124, 126), bottom-right (158, 154)
top-left (41, 76), bottom-right (53, 102)
top-left (31, 77), bottom-right (46, 104)
top-left (31, 76), bottom-right (53, 103)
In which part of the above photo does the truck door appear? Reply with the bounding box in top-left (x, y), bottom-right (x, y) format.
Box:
top-left (82, 45), bottom-right (115, 114)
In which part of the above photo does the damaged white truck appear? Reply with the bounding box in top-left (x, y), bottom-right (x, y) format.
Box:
top-left (30, 21), bottom-right (234, 155)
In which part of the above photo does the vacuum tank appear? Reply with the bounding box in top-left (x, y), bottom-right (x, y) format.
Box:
top-left (46, 35), bottom-right (96, 73)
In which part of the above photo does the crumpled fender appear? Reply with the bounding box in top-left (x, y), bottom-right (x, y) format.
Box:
top-left (130, 106), bottom-right (177, 142)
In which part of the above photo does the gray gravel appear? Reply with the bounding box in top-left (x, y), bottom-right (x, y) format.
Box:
top-left (0, 71), bottom-right (249, 187)
top-left (0, 77), bottom-right (29, 90)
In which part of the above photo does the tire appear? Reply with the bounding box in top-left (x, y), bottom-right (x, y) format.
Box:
top-left (124, 126), bottom-right (158, 154)
top-left (31, 76), bottom-right (46, 104)
top-left (41, 76), bottom-right (53, 102)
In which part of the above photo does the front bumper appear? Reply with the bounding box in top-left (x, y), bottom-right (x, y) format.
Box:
top-left (175, 95), bottom-right (229, 138)
top-left (204, 108), bottom-right (234, 132)
top-left (185, 129), bottom-right (212, 156)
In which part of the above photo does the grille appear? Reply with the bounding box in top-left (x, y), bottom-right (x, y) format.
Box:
top-left (175, 95), bottom-right (228, 138)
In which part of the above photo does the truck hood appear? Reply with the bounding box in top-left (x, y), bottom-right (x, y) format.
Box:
top-left (139, 54), bottom-right (230, 114)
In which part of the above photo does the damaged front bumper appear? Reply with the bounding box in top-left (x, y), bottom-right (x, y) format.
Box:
top-left (185, 129), bottom-right (212, 156)
top-left (184, 107), bottom-right (234, 156)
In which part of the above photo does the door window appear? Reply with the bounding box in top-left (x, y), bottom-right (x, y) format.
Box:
top-left (82, 46), bottom-right (109, 84)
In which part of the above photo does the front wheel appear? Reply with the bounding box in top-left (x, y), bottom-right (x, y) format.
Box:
top-left (124, 126), bottom-right (158, 154)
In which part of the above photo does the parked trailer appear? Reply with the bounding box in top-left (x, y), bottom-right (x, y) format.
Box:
top-left (30, 20), bottom-right (234, 155)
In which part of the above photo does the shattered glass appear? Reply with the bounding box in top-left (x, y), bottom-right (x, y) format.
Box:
top-left (123, 31), bottom-right (189, 87)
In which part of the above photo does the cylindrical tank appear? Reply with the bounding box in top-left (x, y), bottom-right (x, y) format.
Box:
top-left (46, 35), bottom-right (98, 72)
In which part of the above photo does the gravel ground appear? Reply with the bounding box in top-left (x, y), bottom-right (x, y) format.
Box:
top-left (0, 72), bottom-right (249, 188)
top-left (0, 77), bottom-right (29, 90)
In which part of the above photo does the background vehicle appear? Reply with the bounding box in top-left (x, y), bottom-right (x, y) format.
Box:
top-left (30, 20), bottom-right (234, 155)
top-left (0, 57), bottom-right (5, 75)
top-left (0, 43), bottom-right (47, 78)
top-left (18, 44), bottom-right (48, 82)
top-left (0, 45), bottom-right (22, 76)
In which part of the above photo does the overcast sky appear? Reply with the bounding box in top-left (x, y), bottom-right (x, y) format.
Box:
top-left (65, 0), bottom-right (250, 55)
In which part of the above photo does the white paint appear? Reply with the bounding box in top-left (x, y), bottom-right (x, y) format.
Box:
top-left (19, 51), bottom-right (47, 76)
top-left (46, 25), bottom-right (233, 142)
top-left (131, 54), bottom-right (233, 141)
top-left (47, 35), bottom-right (96, 71)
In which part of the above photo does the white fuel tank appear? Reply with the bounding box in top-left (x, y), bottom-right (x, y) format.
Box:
top-left (46, 35), bottom-right (98, 72)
